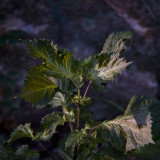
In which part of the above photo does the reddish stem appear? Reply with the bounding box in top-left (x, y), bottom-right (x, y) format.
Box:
top-left (83, 81), bottom-right (92, 99)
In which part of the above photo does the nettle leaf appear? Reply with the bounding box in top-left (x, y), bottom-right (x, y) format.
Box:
top-left (47, 48), bottom-right (82, 86)
top-left (15, 145), bottom-right (39, 160)
top-left (49, 92), bottom-right (70, 107)
top-left (25, 39), bottom-right (57, 64)
top-left (58, 137), bottom-right (73, 160)
top-left (65, 129), bottom-right (87, 148)
top-left (124, 96), bottom-right (160, 140)
top-left (21, 67), bottom-right (57, 105)
top-left (56, 78), bottom-right (77, 94)
top-left (102, 32), bottom-right (133, 55)
top-left (102, 96), bottom-right (156, 152)
top-left (8, 123), bottom-right (34, 143)
top-left (96, 53), bottom-right (132, 81)
top-left (0, 141), bottom-right (15, 160)
top-left (82, 56), bottom-right (104, 90)
top-left (37, 112), bottom-right (66, 141)
top-left (25, 39), bottom-right (82, 87)
top-left (95, 32), bottom-right (132, 80)
top-left (63, 106), bottom-right (75, 121)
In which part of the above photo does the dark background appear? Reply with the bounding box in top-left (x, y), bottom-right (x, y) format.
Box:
top-left (0, 0), bottom-right (160, 159)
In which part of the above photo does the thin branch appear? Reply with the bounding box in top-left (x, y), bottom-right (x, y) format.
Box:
top-left (70, 77), bottom-right (79, 88)
top-left (83, 81), bottom-right (92, 99)
top-left (88, 124), bottom-right (102, 134)
top-left (77, 88), bottom-right (81, 130)
top-left (39, 142), bottom-right (56, 160)
top-left (68, 118), bottom-right (73, 132)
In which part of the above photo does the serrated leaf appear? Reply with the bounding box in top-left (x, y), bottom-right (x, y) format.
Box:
top-left (65, 129), bottom-right (87, 148)
top-left (21, 67), bottom-right (57, 104)
top-left (58, 137), bottom-right (73, 160)
top-left (25, 39), bottom-right (57, 64)
top-left (124, 96), bottom-right (160, 140)
top-left (82, 56), bottom-right (105, 90)
top-left (47, 48), bottom-right (82, 86)
top-left (25, 39), bottom-right (82, 87)
top-left (15, 145), bottom-right (39, 160)
top-left (96, 32), bottom-right (132, 69)
top-left (102, 97), bottom-right (155, 152)
top-left (0, 141), bottom-right (15, 160)
top-left (8, 123), bottom-right (34, 143)
top-left (63, 106), bottom-right (75, 121)
top-left (96, 53), bottom-right (131, 81)
top-left (37, 112), bottom-right (66, 141)
top-left (56, 78), bottom-right (77, 94)
top-left (49, 92), bottom-right (70, 107)
top-left (102, 32), bottom-right (133, 55)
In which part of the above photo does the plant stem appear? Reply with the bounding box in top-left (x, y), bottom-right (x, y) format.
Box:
top-left (88, 124), bottom-right (102, 133)
top-left (70, 77), bottom-right (79, 88)
top-left (83, 81), bottom-right (92, 99)
top-left (39, 142), bottom-right (56, 160)
top-left (73, 88), bottom-right (81, 160)
top-left (68, 118), bottom-right (73, 132)
top-left (77, 88), bottom-right (81, 130)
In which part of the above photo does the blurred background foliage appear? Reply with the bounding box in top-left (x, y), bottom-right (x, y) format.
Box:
top-left (0, 0), bottom-right (160, 159)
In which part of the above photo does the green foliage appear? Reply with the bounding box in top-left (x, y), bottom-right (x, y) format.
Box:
top-left (65, 129), bottom-right (87, 148)
top-left (15, 145), bottom-right (39, 160)
top-left (8, 123), bottom-right (34, 143)
top-left (96, 53), bottom-right (132, 81)
top-left (21, 67), bottom-right (57, 105)
top-left (6, 31), bottom-right (160, 160)
top-left (37, 112), bottom-right (66, 141)
top-left (0, 141), bottom-right (39, 160)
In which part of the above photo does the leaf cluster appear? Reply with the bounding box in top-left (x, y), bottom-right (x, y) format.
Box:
top-left (2, 32), bottom-right (160, 160)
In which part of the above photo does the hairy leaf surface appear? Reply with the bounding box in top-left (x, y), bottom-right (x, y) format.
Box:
top-left (8, 123), bottom-right (34, 143)
top-left (65, 129), bottom-right (87, 148)
top-left (102, 96), bottom-right (155, 152)
top-left (96, 53), bottom-right (131, 81)
top-left (21, 67), bottom-right (57, 104)
top-left (15, 145), bottom-right (39, 160)
top-left (37, 112), bottom-right (66, 141)
top-left (124, 96), bottom-right (160, 140)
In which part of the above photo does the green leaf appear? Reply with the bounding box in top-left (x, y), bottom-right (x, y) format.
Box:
top-left (25, 39), bottom-right (82, 86)
top-left (15, 145), bottom-right (39, 160)
top-left (102, 96), bottom-right (156, 152)
top-left (102, 32), bottom-right (133, 55)
top-left (49, 92), bottom-right (69, 107)
top-left (8, 123), bottom-right (34, 143)
top-left (0, 141), bottom-right (15, 160)
top-left (124, 96), bottom-right (160, 140)
top-left (25, 39), bottom-right (57, 64)
top-left (82, 56), bottom-right (104, 90)
top-left (96, 53), bottom-right (132, 81)
top-left (58, 137), bottom-right (73, 160)
top-left (63, 106), bottom-right (75, 122)
top-left (47, 48), bottom-right (82, 86)
top-left (21, 67), bottom-right (57, 104)
top-left (95, 32), bottom-right (132, 69)
top-left (65, 129), bottom-right (87, 148)
top-left (37, 112), bottom-right (66, 141)
top-left (56, 78), bottom-right (77, 94)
